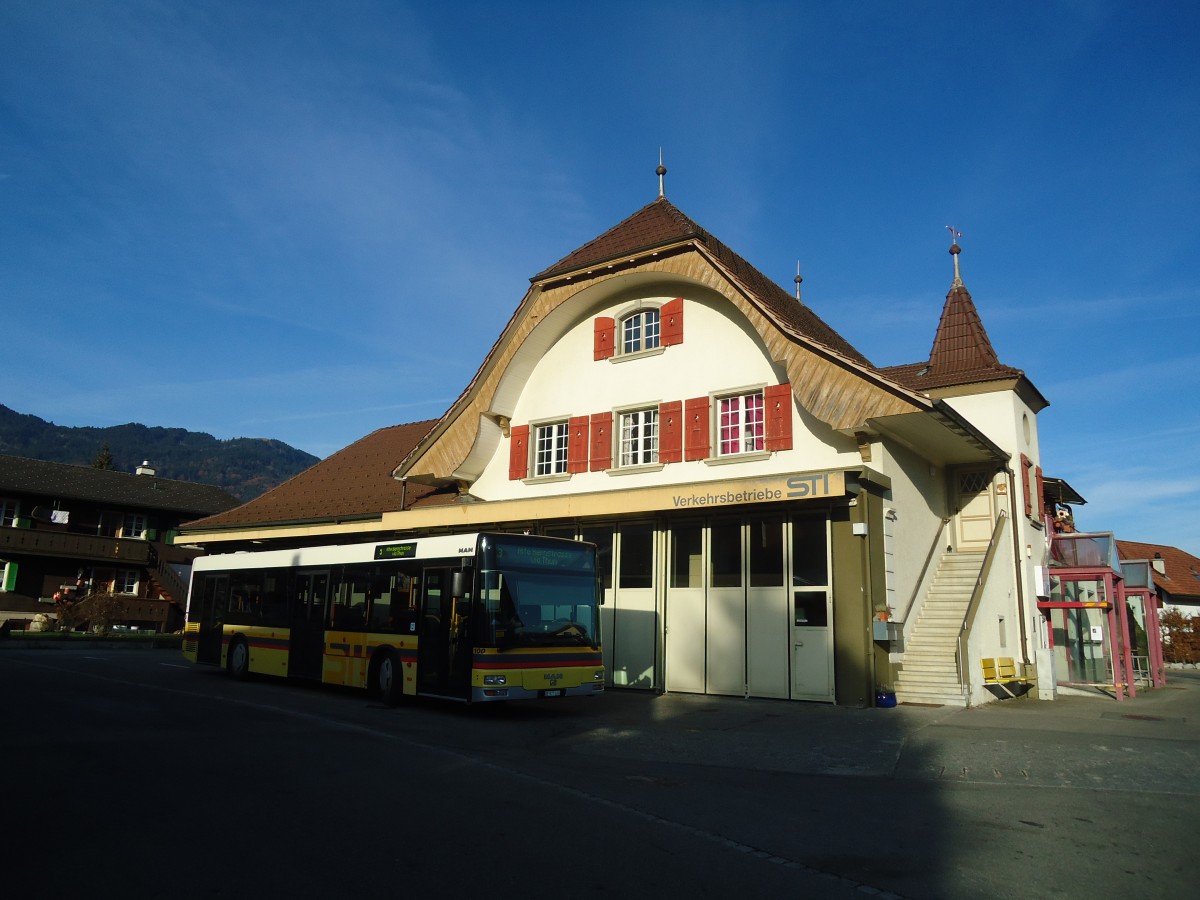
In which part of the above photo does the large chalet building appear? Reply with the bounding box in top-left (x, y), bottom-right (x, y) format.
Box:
top-left (179, 184), bottom-right (1160, 705)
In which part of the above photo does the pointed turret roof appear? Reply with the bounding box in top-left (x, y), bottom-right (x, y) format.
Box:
top-left (533, 196), bottom-right (871, 367)
top-left (880, 242), bottom-right (1029, 394)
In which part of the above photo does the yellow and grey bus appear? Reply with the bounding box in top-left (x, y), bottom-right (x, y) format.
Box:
top-left (183, 532), bottom-right (604, 703)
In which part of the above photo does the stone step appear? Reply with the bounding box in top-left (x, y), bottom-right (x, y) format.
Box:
top-left (897, 676), bottom-right (961, 689)
top-left (895, 687), bottom-right (967, 707)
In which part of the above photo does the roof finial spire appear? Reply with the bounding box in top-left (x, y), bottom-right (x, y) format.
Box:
top-left (656, 148), bottom-right (667, 198)
top-left (794, 260), bottom-right (804, 304)
top-left (946, 225), bottom-right (963, 286)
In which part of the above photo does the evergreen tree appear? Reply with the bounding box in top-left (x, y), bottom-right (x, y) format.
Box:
top-left (91, 443), bottom-right (115, 470)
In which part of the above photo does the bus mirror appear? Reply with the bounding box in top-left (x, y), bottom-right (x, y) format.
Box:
top-left (452, 569), bottom-right (472, 598)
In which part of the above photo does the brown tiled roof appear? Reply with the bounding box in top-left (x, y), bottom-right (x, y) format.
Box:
top-left (533, 197), bottom-right (872, 367)
top-left (0, 454), bottom-right (239, 515)
top-left (1116, 540), bottom-right (1200, 602)
top-left (183, 421), bottom-right (442, 531)
top-left (879, 281), bottom-right (1024, 391)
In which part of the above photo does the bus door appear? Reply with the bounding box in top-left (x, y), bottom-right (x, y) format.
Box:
top-left (417, 567), bottom-right (466, 694)
top-left (290, 570), bottom-right (329, 680)
top-left (195, 574), bottom-right (228, 666)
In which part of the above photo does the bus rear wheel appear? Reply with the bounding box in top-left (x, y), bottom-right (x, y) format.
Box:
top-left (375, 650), bottom-right (404, 706)
top-left (228, 637), bottom-right (250, 681)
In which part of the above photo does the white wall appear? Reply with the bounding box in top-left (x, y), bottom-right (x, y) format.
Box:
top-left (875, 439), bottom-right (948, 623)
top-left (943, 388), bottom-right (1047, 677)
top-left (471, 285), bottom-right (863, 500)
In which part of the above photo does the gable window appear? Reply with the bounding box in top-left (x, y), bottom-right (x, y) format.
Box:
top-left (621, 308), bottom-right (661, 355)
top-left (619, 408), bottom-right (659, 467)
top-left (718, 391), bottom-right (765, 456)
top-left (535, 421), bottom-right (570, 477)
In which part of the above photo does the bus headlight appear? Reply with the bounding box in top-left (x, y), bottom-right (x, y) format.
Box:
top-left (593, 669), bottom-right (605, 681)
top-left (483, 675), bottom-right (507, 686)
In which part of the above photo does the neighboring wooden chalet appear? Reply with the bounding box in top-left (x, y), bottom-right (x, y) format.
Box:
top-left (0, 456), bottom-right (239, 631)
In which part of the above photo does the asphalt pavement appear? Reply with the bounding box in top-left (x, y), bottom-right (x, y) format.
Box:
top-left (569, 670), bottom-right (1200, 794)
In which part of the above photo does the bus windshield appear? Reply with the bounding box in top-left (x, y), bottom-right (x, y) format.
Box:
top-left (476, 535), bottom-right (598, 649)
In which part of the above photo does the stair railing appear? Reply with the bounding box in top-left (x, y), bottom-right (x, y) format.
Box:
top-left (147, 544), bottom-right (189, 609)
top-left (955, 510), bottom-right (1009, 700)
top-left (895, 517), bottom-right (951, 624)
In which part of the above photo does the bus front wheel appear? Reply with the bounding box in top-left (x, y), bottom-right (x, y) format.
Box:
top-left (228, 637), bottom-right (250, 681)
top-left (375, 650), bottom-right (404, 706)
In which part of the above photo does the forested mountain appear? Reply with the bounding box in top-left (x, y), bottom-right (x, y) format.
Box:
top-left (0, 404), bottom-right (319, 502)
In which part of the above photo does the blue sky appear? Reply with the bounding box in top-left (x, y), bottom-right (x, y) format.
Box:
top-left (3, 2), bottom-right (1198, 553)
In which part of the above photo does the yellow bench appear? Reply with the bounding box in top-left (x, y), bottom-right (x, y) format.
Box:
top-left (981, 656), bottom-right (1019, 683)
top-left (981, 657), bottom-right (1031, 698)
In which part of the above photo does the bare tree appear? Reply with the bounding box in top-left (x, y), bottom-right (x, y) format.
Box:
top-left (58, 591), bottom-right (130, 635)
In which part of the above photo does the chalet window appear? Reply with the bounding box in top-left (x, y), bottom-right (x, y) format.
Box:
top-left (116, 569), bottom-right (139, 595)
top-left (621, 309), bottom-right (661, 355)
top-left (0, 498), bottom-right (18, 528)
top-left (596, 298), bottom-right (683, 362)
top-left (619, 408), bottom-right (659, 467)
top-left (122, 513), bottom-right (148, 540)
top-left (717, 391), bottom-right (765, 456)
top-left (534, 421), bottom-right (570, 477)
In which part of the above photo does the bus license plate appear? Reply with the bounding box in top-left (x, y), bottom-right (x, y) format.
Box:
top-left (541, 689), bottom-right (563, 698)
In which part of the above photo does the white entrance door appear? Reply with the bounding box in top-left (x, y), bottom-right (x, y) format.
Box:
top-left (579, 525), bottom-right (616, 682)
top-left (706, 520), bottom-right (746, 696)
top-left (611, 523), bottom-right (657, 689)
top-left (746, 517), bottom-right (789, 699)
top-left (790, 515), bottom-right (834, 702)
top-left (791, 590), bottom-right (833, 700)
top-left (955, 469), bottom-right (996, 551)
top-left (665, 522), bottom-right (706, 694)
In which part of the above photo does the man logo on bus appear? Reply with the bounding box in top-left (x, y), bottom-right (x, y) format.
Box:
top-left (544, 672), bottom-right (563, 686)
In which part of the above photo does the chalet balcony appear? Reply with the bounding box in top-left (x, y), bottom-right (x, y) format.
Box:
top-left (0, 524), bottom-right (150, 565)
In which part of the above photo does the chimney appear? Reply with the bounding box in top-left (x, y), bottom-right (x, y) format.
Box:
top-left (1152, 552), bottom-right (1166, 575)
top-left (135, 460), bottom-right (157, 477)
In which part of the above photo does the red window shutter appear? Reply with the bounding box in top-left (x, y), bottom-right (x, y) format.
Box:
top-left (567, 416), bottom-right (589, 474)
top-left (764, 383), bottom-right (793, 451)
top-left (659, 400), bottom-right (683, 463)
top-left (594, 317), bottom-right (616, 361)
top-left (509, 425), bottom-right (529, 480)
top-left (1020, 453), bottom-right (1033, 517)
top-left (684, 397), bottom-right (710, 461)
top-left (589, 412), bottom-right (612, 472)
top-left (1035, 465), bottom-right (1045, 520)
top-left (661, 298), bottom-right (684, 346)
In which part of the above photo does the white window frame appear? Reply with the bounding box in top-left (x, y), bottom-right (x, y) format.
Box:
top-left (122, 513), bottom-right (148, 540)
top-left (620, 307), bottom-right (661, 355)
top-left (1, 498), bottom-right (18, 528)
top-left (717, 390), bottom-right (765, 457)
top-left (619, 408), bottom-right (659, 467)
top-left (116, 569), bottom-right (139, 596)
top-left (533, 420), bottom-right (570, 477)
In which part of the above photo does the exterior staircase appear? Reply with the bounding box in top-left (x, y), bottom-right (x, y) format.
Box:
top-left (147, 547), bottom-right (189, 608)
top-left (894, 551), bottom-right (985, 707)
